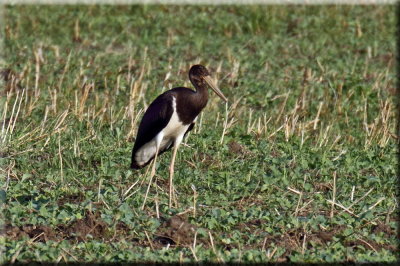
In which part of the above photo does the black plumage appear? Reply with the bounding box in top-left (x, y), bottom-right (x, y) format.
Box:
top-left (130, 89), bottom-right (198, 169)
top-left (129, 64), bottom-right (227, 207)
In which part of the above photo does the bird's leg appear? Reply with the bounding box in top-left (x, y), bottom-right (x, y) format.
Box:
top-left (141, 134), bottom-right (163, 210)
top-left (150, 146), bottom-right (160, 178)
top-left (169, 145), bottom-right (178, 208)
top-left (151, 133), bottom-right (164, 177)
top-left (169, 137), bottom-right (182, 208)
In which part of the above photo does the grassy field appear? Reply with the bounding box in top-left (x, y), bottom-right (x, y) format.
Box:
top-left (0, 5), bottom-right (398, 263)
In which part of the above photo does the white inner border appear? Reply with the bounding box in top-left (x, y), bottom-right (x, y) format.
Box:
top-left (0, 0), bottom-right (395, 263)
top-left (1, 0), bottom-right (397, 5)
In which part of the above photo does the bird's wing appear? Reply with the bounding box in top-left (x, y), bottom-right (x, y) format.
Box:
top-left (131, 93), bottom-right (174, 167)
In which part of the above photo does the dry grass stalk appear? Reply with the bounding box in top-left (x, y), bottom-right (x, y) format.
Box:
top-left (9, 89), bottom-right (25, 141)
top-left (12, 125), bottom-right (37, 146)
top-left (57, 51), bottom-right (72, 91)
top-left (347, 188), bottom-right (373, 210)
top-left (318, 124), bottom-right (331, 148)
top-left (208, 231), bottom-right (224, 263)
top-left (48, 87), bottom-right (57, 113)
top-left (316, 58), bottom-right (325, 73)
top-left (214, 112), bottom-right (220, 128)
top-left (267, 247), bottom-right (278, 260)
top-left (77, 82), bottom-right (93, 119)
top-left (294, 191), bottom-right (303, 217)
top-left (123, 179), bottom-right (140, 197)
top-left (220, 102), bottom-right (229, 144)
top-left (313, 101), bottom-right (323, 130)
top-left (326, 199), bottom-right (359, 217)
top-left (124, 187), bottom-right (141, 201)
top-left (300, 122), bottom-right (308, 149)
top-left (246, 108), bottom-right (253, 134)
top-left (155, 194), bottom-right (160, 219)
top-left (61, 248), bottom-right (78, 262)
top-left (268, 124), bottom-right (284, 139)
top-left (53, 109), bottom-right (69, 132)
top-left (144, 231), bottom-right (155, 251)
top-left (301, 233), bottom-right (307, 254)
top-left (328, 135), bottom-right (342, 151)
top-left (297, 199), bottom-right (314, 214)
top-left (40, 106), bottom-right (49, 134)
top-left (364, 99), bottom-right (394, 148)
top-left (74, 19), bottom-right (80, 41)
top-left (351, 186), bottom-right (355, 202)
top-left (332, 149), bottom-right (346, 161)
top-left (1, 97), bottom-right (9, 138)
top-left (287, 187), bottom-right (301, 195)
top-left (330, 171), bottom-right (337, 218)
top-left (275, 92), bottom-right (289, 123)
top-left (284, 116), bottom-right (290, 141)
top-left (34, 49), bottom-right (41, 97)
top-left (126, 108), bottom-right (143, 141)
top-left (356, 236), bottom-right (378, 253)
top-left (301, 67), bottom-right (312, 108)
top-left (2, 93), bottom-right (17, 143)
top-left (2, 89), bottom-right (25, 144)
top-left (58, 134), bottom-right (64, 184)
top-left (191, 184), bottom-right (197, 218)
top-left (358, 197), bottom-right (385, 216)
top-left (189, 246), bottom-right (199, 262)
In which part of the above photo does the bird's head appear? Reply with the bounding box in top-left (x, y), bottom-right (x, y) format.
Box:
top-left (189, 64), bottom-right (228, 102)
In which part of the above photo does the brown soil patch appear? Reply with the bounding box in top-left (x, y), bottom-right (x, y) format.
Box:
top-left (372, 222), bottom-right (395, 236)
top-left (2, 224), bottom-right (58, 242)
top-left (261, 222), bottom-right (398, 254)
top-left (270, 148), bottom-right (282, 158)
top-left (233, 219), bottom-right (264, 245)
top-left (57, 211), bottom-right (109, 242)
top-left (259, 225), bottom-right (347, 261)
top-left (386, 87), bottom-right (397, 96)
top-left (233, 222), bottom-right (348, 255)
top-left (232, 196), bottom-right (266, 210)
top-left (4, 209), bottom-right (397, 256)
top-left (309, 225), bottom-right (347, 245)
top-left (0, 68), bottom-right (13, 81)
top-left (360, 168), bottom-right (378, 177)
top-left (345, 238), bottom-right (397, 252)
top-left (0, 68), bottom-right (22, 93)
top-left (313, 182), bottom-right (332, 193)
top-left (191, 152), bottom-right (218, 167)
top-left (57, 193), bottom-right (85, 205)
top-left (374, 52), bottom-right (393, 65)
top-left (2, 210), bottom-right (128, 243)
top-left (154, 215), bottom-right (208, 248)
top-left (0, 150), bottom-right (10, 158)
top-left (235, 219), bottom-right (263, 235)
top-left (228, 141), bottom-right (251, 157)
top-left (263, 229), bottom-right (300, 253)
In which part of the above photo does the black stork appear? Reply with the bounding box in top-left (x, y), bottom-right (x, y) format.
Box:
top-left (131, 64), bottom-right (227, 207)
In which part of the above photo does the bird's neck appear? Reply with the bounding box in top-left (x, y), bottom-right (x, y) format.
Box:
top-left (191, 79), bottom-right (209, 109)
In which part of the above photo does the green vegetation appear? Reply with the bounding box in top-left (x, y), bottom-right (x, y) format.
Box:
top-left (1, 5), bottom-right (397, 263)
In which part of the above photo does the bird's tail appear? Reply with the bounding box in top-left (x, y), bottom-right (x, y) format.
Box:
top-left (130, 160), bottom-right (143, 169)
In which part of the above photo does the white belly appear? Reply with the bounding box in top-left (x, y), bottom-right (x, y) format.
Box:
top-left (134, 96), bottom-right (190, 167)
